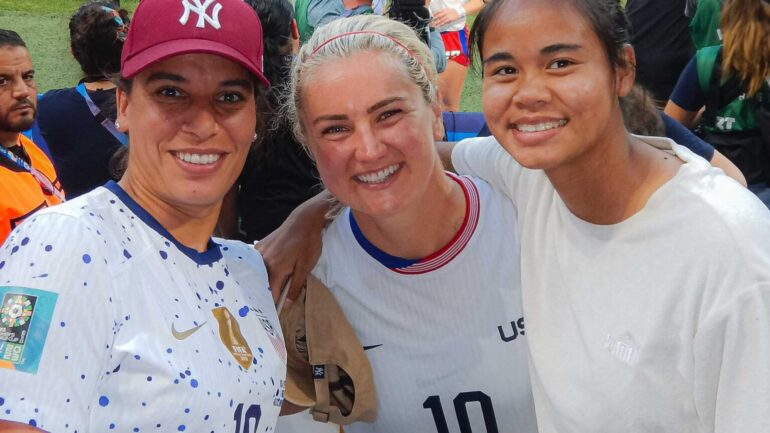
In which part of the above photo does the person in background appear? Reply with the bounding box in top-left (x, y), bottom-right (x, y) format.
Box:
top-left (625, 0), bottom-right (694, 105)
top-left (295, 0), bottom-right (447, 74)
top-left (0, 0), bottom-right (285, 431)
top-left (665, 0), bottom-right (770, 206)
top-left (429, 0), bottom-right (485, 111)
top-left (219, 0), bottom-right (323, 243)
top-left (0, 29), bottom-right (64, 244)
top-left (35, 1), bottom-right (127, 199)
top-left (621, 83), bottom-right (746, 185)
top-left (686, 0), bottom-right (723, 49)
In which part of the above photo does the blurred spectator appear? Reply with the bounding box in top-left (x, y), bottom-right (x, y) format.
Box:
top-left (621, 83), bottom-right (746, 185)
top-left (429, 0), bottom-right (485, 111)
top-left (665, 0), bottom-right (770, 206)
top-left (626, 0), bottom-right (694, 105)
top-left (35, 1), bottom-right (127, 198)
top-left (686, 0), bottom-right (723, 49)
top-left (0, 29), bottom-right (64, 243)
top-left (294, 0), bottom-right (447, 73)
top-left (218, 0), bottom-right (323, 242)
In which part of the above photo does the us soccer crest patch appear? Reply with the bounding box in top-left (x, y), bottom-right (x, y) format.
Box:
top-left (0, 287), bottom-right (58, 374)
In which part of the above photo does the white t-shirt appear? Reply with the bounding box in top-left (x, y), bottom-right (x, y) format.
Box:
top-left (452, 135), bottom-right (770, 433)
top-left (0, 182), bottom-right (285, 432)
top-left (311, 174), bottom-right (538, 433)
top-left (429, 0), bottom-right (467, 32)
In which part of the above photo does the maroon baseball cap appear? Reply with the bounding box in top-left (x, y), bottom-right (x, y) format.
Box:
top-left (121, 0), bottom-right (270, 88)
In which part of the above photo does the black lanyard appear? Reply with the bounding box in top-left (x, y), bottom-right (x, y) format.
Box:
top-left (75, 82), bottom-right (128, 146)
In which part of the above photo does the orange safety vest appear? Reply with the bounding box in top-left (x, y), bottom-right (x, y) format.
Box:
top-left (0, 134), bottom-right (65, 244)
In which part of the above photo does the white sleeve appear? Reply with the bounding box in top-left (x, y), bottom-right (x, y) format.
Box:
top-left (693, 282), bottom-right (770, 433)
top-left (451, 136), bottom-right (525, 206)
top-left (0, 212), bottom-right (117, 431)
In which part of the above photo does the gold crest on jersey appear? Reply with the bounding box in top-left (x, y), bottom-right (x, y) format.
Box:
top-left (212, 306), bottom-right (253, 370)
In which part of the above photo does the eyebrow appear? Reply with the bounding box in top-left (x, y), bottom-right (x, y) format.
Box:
top-left (221, 78), bottom-right (254, 90)
top-left (312, 114), bottom-right (348, 125)
top-left (366, 96), bottom-right (404, 114)
top-left (312, 96), bottom-right (406, 125)
top-left (145, 72), bottom-right (187, 83)
top-left (145, 73), bottom-right (253, 90)
top-left (540, 43), bottom-right (582, 55)
top-left (483, 43), bottom-right (583, 66)
top-left (482, 52), bottom-right (514, 66)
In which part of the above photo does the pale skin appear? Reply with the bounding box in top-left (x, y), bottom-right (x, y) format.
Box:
top-left (274, 50), bottom-right (463, 416)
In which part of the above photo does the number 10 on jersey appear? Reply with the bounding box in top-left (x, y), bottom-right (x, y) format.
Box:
top-left (423, 391), bottom-right (499, 433)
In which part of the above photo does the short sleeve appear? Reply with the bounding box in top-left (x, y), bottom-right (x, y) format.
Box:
top-left (0, 212), bottom-right (116, 432)
top-left (451, 137), bottom-right (523, 205)
top-left (693, 283), bottom-right (770, 432)
top-left (669, 56), bottom-right (706, 111)
top-left (662, 113), bottom-right (715, 160)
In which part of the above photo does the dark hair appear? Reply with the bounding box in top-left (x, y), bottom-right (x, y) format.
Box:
top-left (244, 0), bottom-right (294, 89)
top-left (0, 29), bottom-right (26, 49)
top-left (244, 0), bottom-right (296, 156)
top-left (70, 1), bottom-right (126, 80)
top-left (620, 84), bottom-right (664, 136)
top-left (470, 0), bottom-right (632, 71)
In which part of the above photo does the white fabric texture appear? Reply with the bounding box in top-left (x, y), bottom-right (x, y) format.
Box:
top-left (452, 135), bottom-right (770, 433)
top-left (0, 184), bottom-right (285, 432)
top-left (428, 0), bottom-right (468, 32)
top-left (312, 175), bottom-right (538, 433)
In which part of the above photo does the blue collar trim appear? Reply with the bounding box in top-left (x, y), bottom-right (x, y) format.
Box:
top-left (348, 210), bottom-right (418, 269)
top-left (103, 181), bottom-right (222, 265)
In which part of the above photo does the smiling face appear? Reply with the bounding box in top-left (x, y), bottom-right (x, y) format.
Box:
top-left (0, 46), bottom-right (36, 143)
top-left (300, 51), bottom-right (444, 218)
top-left (480, 0), bottom-right (634, 172)
top-left (117, 53), bottom-right (257, 217)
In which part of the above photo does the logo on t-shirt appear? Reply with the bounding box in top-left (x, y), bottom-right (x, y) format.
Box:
top-left (498, 317), bottom-right (525, 343)
top-left (212, 306), bottom-right (253, 370)
top-left (0, 287), bottom-right (58, 374)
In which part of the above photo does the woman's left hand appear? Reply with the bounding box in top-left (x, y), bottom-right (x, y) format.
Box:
top-left (432, 7), bottom-right (462, 28)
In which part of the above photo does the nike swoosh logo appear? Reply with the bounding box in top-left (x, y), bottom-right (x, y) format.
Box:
top-left (171, 321), bottom-right (207, 340)
top-left (363, 344), bottom-right (382, 351)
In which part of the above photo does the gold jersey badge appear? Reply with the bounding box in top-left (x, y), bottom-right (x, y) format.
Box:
top-left (212, 306), bottom-right (254, 370)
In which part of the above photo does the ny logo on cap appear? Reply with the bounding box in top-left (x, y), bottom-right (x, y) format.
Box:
top-left (179, 0), bottom-right (223, 29)
top-left (313, 365), bottom-right (325, 379)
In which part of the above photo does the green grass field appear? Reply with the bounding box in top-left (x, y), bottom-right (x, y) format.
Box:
top-left (0, 0), bottom-right (482, 111)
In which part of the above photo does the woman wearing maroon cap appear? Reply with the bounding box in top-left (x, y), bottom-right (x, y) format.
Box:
top-left (0, 0), bottom-right (285, 431)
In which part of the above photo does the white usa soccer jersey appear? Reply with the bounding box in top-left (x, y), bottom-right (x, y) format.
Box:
top-left (312, 173), bottom-right (538, 433)
top-left (0, 182), bottom-right (285, 432)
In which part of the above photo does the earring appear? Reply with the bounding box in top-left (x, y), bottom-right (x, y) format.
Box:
top-left (253, 132), bottom-right (258, 142)
top-left (115, 119), bottom-right (121, 129)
